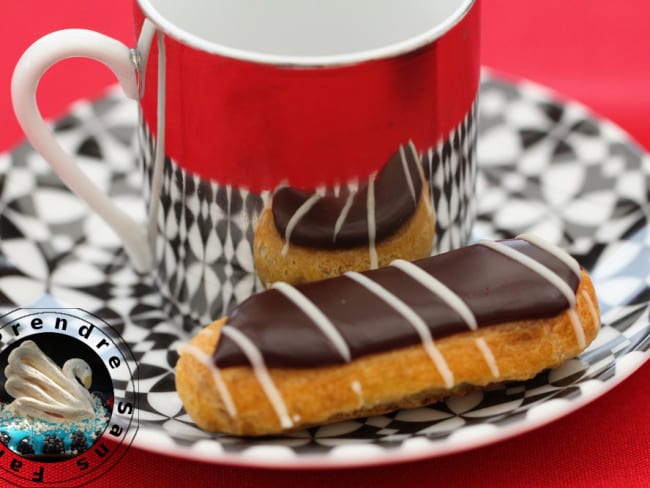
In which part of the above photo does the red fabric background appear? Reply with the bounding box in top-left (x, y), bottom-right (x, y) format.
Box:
top-left (1, 1), bottom-right (649, 486)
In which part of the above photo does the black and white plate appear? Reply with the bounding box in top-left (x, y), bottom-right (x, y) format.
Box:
top-left (0, 74), bottom-right (648, 468)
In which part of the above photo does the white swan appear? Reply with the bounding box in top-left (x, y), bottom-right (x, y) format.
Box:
top-left (4, 340), bottom-right (96, 422)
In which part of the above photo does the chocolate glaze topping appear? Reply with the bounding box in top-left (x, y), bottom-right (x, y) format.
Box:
top-left (214, 239), bottom-right (581, 369)
top-left (271, 143), bottom-right (422, 248)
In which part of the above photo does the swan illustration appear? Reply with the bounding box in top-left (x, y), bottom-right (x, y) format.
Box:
top-left (4, 340), bottom-right (96, 422)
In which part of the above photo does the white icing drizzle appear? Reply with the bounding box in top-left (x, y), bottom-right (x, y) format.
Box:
top-left (474, 338), bottom-right (500, 378)
top-left (407, 141), bottom-right (422, 176)
top-left (582, 289), bottom-right (601, 331)
top-left (345, 271), bottom-right (454, 388)
top-left (479, 239), bottom-right (590, 349)
top-left (517, 233), bottom-right (581, 278)
top-left (390, 259), bottom-right (477, 330)
top-left (177, 343), bottom-right (237, 418)
top-left (332, 179), bottom-right (359, 244)
top-left (478, 240), bottom-right (577, 308)
top-left (366, 173), bottom-right (378, 269)
top-left (221, 327), bottom-right (293, 429)
top-left (281, 189), bottom-right (324, 256)
top-left (333, 191), bottom-right (355, 244)
top-left (399, 145), bottom-right (417, 206)
top-left (409, 141), bottom-right (434, 216)
top-left (347, 179), bottom-right (360, 192)
top-left (568, 309), bottom-right (587, 350)
top-left (272, 282), bottom-right (351, 362)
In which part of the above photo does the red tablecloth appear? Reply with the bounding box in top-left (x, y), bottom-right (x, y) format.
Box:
top-left (1, 1), bottom-right (649, 486)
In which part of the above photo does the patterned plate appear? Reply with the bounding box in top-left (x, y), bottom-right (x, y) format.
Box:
top-left (0, 74), bottom-right (648, 468)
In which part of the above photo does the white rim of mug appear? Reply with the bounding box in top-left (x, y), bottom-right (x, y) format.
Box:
top-left (136, 0), bottom-right (476, 67)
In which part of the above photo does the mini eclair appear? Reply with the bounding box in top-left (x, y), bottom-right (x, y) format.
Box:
top-left (253, 142), bottom-right (435, 285)
top-left (176, 235), bottom-right (600, 436)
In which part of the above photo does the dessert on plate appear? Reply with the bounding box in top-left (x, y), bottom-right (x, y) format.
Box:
top-left (177, 235), bottom-right (600, 436)
top-left (253, 142), bottom-right (435, 285)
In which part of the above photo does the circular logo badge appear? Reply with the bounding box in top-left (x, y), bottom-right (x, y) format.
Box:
top-left (0, 309), bottom-right (138, 487)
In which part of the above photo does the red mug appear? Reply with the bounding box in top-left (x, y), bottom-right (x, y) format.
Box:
top-left (13, 0), bottom-right (480, 327)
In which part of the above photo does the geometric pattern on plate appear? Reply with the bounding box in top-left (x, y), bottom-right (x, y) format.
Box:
top-left (0, 74), bottom-right (648, 466)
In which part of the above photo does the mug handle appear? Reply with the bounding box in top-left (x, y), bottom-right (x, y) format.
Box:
top-left (11, 29), bottom-right (152, 273)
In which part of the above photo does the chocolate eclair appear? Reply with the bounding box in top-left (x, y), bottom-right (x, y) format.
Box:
top-left (253, 142), bottom-right (435, 285)
top-left (176, 235), bottom-right (600, 436)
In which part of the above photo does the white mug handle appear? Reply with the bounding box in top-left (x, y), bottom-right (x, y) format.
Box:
top-left (11, 29), bottom-right (152, 273)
